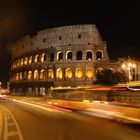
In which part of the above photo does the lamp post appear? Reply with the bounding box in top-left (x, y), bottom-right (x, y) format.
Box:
top-left (122, 62), bottom-right (136, 82)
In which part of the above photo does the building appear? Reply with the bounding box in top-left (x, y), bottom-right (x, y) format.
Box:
top-left (117, 57), bottom-right (140, 81)
top-left (7, 24), bottom-right (117, 96)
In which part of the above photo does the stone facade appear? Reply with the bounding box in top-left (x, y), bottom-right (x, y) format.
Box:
top-left (7, 24), bottom-right (116, 95)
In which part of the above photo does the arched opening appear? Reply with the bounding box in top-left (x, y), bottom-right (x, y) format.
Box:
top-left (50, 53), bottom-right (54, 62)
top-left (75, 68), bottom-right (83, 78)
top-left (96, 51), bottom-right (103, 60)
top-left (56, 68), bottom-right (63, 79)
top-left (86, 51), bottom-right (92, 60)
top-left (19, 72), bottom-right (22, 80)
top-left (76, 51), bottom-right (82, 60)
top-left (41, 53), bottom-right (46, 63)
top-left (12, 62), bottom-right (15, 68)
top-left (96, 68), bottom-right (103, 74)
top-left (66, 68), bottom-right (72, 79)
top-left (34, 70), bottom-right (39, 80)
top-left (40, 69), bottom-right (45, 80)
top-left (28, 71), bottom-right (32, 80)
top-left (18, 59), bottom-right (21, 66)
top-left (57, 51), bottom-right (63, 61)
top-left (29, 56), bottom-right (33, 64)
top-left (66, 51), bottom-right (72, 60)
top-left (34, 55), bottom-right (39, 63)
top-left (14, 61), bottom-right (17, 68)
top-left (24, 57), bottom-right (28, 65)
top-left (48, 69), bottom-right (54, 79)
top-left (21, 58), bottom-right (23, 66)
top-left (23, 71), bottom-right (27, 80)
top-left (86, 68), bottom-right (93, 78)
top-left (16, 73), bottom-right (19, 81)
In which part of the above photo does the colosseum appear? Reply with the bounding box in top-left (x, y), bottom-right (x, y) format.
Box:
top-left (7, 24), bottom-right (117, 96)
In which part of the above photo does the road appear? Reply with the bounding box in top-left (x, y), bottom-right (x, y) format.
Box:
top-left (0, 98), bottom-right (140, 140)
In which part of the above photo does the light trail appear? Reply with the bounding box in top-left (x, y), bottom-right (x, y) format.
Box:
top-left (12, 99), bottom-right (72, 113)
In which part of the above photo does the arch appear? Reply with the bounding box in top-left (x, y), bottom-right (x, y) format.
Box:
top-left (56, 68), bottom-right (63, 79)
top-left (21, 58), bottom-right (24, 66)
top-left (96, 68), bottom-right (103, 74)
top-left (41, 53), bottom-right (46, 63)
top-left (86, 50), bottom-right (93, 60)
top-left (50, 53), bottom-right (54, 62)
top-left (24, 57), bottom-right (28, 65)
top-left (16, 73), bottom-right (19, 81)
top-left (40, 69), bottom-right (45, 80)
top-left (14, 61), bottom-right (17, 68)
top-left (28, 71), bottom-right (32, 80)
top-left (48, 69), bottom-right (54, 79)
top-left (23, 71), bottom-right (27, 80)
top-left (29, 56), bottom-right (33, 64)
top-left (18, 59), bottom-right (21, 66)
top-left (34, 55), bottom-right (39, 63)
top-left (66, 51), bottom-right (72, 60)
top-left (19, 72), bottom-right (22, 80)
top-left (96, 50), bottom-right (103, 60)
top-left (12, 62), bottom-right (15, 68)
top-left (76, 51), bottom-right (82, 60)
top-left (66, 68), bottom-right (72, 79)
top-left (34, 70), bottom-right (39, 80)
top-left (57, 51), bottom-right (63, 61)
top-left (75, 68), bottom-right (83, 78)
top-left (86, 68), bottom-right (93, 78)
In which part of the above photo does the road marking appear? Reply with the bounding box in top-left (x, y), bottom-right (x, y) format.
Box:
top-left (0, 106), bottom-right (4, 140)
top-left (0, 105), bottom-right (24, 140)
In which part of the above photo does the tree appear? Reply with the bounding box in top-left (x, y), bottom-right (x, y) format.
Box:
top-left (95, 69), bottom-right (128, 85)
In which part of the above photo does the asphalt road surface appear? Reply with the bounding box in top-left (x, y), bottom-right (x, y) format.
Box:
top-left (0, 99), bottom-right (140, 140)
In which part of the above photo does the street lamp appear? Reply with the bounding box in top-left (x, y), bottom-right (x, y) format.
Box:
top-left (121, 62), bottom-right (136, 82)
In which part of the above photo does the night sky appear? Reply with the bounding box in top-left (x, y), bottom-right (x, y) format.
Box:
top-left (0, 0), bottom-right (140, 83)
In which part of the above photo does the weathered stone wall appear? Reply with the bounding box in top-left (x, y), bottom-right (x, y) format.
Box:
top-left (7, 24), bottom-right (109, 61)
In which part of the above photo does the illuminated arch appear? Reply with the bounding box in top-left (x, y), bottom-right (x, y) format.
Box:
top-left (24, 57), bottom-right (28, 65)
top-left (108, 68), bottom-right (113, 71)
top-left (66, 51), bottom-right (72, 60)
top-left (21, 58), bottom-right (23, 66)
top-left (57, 51), bottom-right (63, 61)
top-left (66, 68), bottom-right (72, 79)
top-left (86, 68), bottom-right (93, 78)
top-left (16, 73), bottom-right (19, 81)
top-left (18, 59), bottom-right (21, 66)
top-left (14, 61), bottom-right (17, 68)
top-left (86, 50), bottom-right (93, 60)
top-left (75, 68), bottom-right (83, 78)
top-left (29, 56), bottom-right (33, 64)
top-left (19, 72), bottom-right (22, 80)
top-left (96, 50), bottom-right (103, 60)
top-left (96, 68), bottom-right (103, 74)
top-left (12, 62), bottom-right (15, 68)
top-left (34, 55), bottom-right (39, 63)
top-left (28, 71), bottom-right (32, 80)
top-left (34, 70), bottom-right (39, 80)
top-left (41, 53), bottom-right (46, 63)
top-left (40, 69), bottom-right (45, 80)
top-left (56, 68), bottom-right (63, 79)
top-left (48, 69), bottom-right (54, 79)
